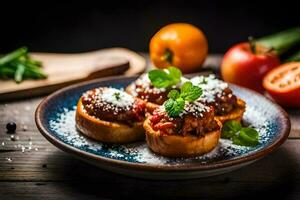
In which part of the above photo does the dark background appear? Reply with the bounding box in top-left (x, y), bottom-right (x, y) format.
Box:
top-left (0, 0), bottom-right (299, 54)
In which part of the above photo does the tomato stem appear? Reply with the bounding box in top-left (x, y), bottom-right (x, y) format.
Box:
top-left (248, 36), bottom-right (256, 54)
top-left (264, 47), bottom-right (275, 54)
top-left (161, 49), bottom-right (173, 64)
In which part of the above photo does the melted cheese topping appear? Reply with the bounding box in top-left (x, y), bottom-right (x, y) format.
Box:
top-left (191, 74), bottom-right (228, 103)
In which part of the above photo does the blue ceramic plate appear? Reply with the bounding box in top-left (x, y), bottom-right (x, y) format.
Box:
top-left (35, 75), bottom-right (290, 179)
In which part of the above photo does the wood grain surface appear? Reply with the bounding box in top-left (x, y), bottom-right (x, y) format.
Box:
top-left (0, 55), bottom-right (299, 200)
top-left (0, 48), bottom-right (146, 101)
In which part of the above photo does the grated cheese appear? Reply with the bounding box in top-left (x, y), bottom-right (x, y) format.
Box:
top-left (82, 88), bottom-right (134, 112)
top-left (159, 100), bottom-right (211, 118)
top-left (133, 74), bottom-right (189, 96)
top-left (191, 74), bottom-right (228, 103)
top-left (181, 101), bottom-right (211, 117)
top-left (134, 74), bottom-right (166, 95)
top-left (100, 88), bottom-right (134, 107)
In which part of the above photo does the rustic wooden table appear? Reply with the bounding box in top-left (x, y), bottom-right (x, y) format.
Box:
top-left (1, 55), bottom-right (300, 199)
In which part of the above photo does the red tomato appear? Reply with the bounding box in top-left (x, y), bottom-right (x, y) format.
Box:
top-left (263, 62), bottom-right (300, 107)
top-left (221, 42), bottom-right (280, 93)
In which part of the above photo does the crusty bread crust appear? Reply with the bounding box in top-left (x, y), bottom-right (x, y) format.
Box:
top-left (126, 83), bottom-right (159, 114)
top-left (76, 98), bottom-right (145, 143)
top-left (215, 98), bottom-right (246, 123)
top-left (143, 117), bottom-right (222, 157)
top-left (125, 82), bottom-right (136, 96)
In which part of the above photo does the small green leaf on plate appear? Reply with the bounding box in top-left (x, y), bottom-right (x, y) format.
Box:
top-left (221, 120), bottom-right (242, 139)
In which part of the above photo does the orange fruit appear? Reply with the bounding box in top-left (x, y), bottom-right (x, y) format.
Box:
top-left (150, 23), bottom-right (208, 73)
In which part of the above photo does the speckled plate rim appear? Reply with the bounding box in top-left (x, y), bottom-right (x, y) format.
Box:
top-left (35, 75), bottom-right (291, 172)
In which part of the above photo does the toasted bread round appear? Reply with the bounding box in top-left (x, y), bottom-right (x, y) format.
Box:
top-left (76, 98), bottom-right (145, 143)
top-left (143, 117), bottom-right (222, 157)
top-left (126, 83), bottom-right (160, 114)
top-left (215, 98), bottom-right (246, 123)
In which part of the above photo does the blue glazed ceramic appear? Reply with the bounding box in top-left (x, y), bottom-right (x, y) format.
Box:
top-left (35, 75), bottom-right (290, 179)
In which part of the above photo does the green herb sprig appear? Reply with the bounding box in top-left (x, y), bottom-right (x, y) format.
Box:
top-left (0, 47), bottom-right (47, 83)
top-left (148, 66), bottom-right (182, 88)
top-left (114, 92), bottom-right (121, 100)
top-left (221, 120), bottom-right (259, 147)
top-left (164, 82), bottom-right (202, 117)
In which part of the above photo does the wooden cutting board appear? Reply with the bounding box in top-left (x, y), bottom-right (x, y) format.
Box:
top-left (0, 48), bottom-right (146, 101)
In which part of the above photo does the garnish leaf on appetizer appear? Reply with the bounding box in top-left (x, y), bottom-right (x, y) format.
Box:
top-left (164, 81), bottom-right (202, 117)
top-left (164, 98), bottom-right (185, 117)
top-left (221, 120), bottom-right (259, 147)
top-left (148, 66), bottom-right (182, 88)
top-left (0, 47), bottom-right (47, 83)
top-left (167, 66), bottom-right (182, 80)
top-left (167, 90), bottom-right (180, 99)
top-left (180, 81), bottom-right (202, 102)
top-left (114, 92), bottom-right (121, 100)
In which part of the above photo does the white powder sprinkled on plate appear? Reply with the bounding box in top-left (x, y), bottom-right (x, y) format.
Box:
top-left (49, 99), bottom-right (271, 165)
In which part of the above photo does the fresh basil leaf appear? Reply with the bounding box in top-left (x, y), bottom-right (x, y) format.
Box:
top-left (232, 136), bottom-right (245, 146)
top-left (167, 66), bottom-right (182, 81)
top-left (164, 81), bottom-right (203, 117)
top-left (164, 98), bottom-right (174, 111)
top-left (180, 81), bottom-right (192, 93)
top-left (180, 82), bottom-right (202, 102)
top-left (164, 97), bottom-right (185, 117)
top-left (148, 67), bottom-right (182, 88)
top-left (168, 89), bottom-right (180, 100)
top-left (221, 120), bottom-right (242, 139)
top-left (222, 120), bottom-right (259, 147)
top-left (185, 86), bottom-right (202, 101)
top-left (232, 134), bottom-right (256, 147)
top-left (238, 127), bottom-right (259, 146)
top-left (148, 70), bottom-right (171, 88)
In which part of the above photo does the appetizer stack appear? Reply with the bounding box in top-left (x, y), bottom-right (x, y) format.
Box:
top-left (75, 67), bottom-right (246, 157)
top-left (76, 87), bottom-right (146, 143)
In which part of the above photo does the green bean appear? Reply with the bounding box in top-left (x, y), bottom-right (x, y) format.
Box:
top-left (0, 47), bottom-right (47, 83)
top-left (14, 63), bottom-right (25, 83)
top-left (0, 47), bottom-right (28, 66)
top-left (0, 67), bottom-right (15, 78)
top-left (24, 65), bottom-right (47, 79)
